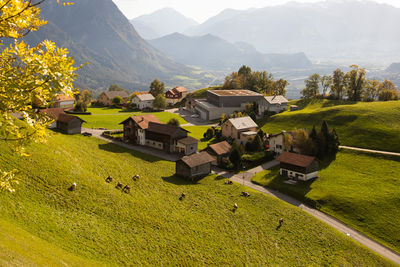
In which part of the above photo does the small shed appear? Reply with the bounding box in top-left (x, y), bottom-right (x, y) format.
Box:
top-left (277, 152), bottom-right (319, 181)
top-left (176, 136), bottom-right (199, 156)
top-left (205, 141), bottom-right (232, 166)
top-left (176, 152), bottom-right (215, 181)
top-left (56, 114), bottom-right (85, 134)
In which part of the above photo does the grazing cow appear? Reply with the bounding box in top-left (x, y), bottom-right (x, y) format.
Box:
top-left (68, 182), bottom-right (77, 191)
top-left (179, 193), bottom-right (186, 201)
top-left (224, 180), bottom-right (233, 185)
top-left (105, 176), bottom-right (113, 183)
top-left (234, 203), bottom-right (238, 210)
top-left (123, 185), bottom-right (131, 193)
top-left (116, 182), bottom-right (123, 189)
top-left (132, 175), bottom-right (140, 181)
top-left (279, 218), bottom-right (284, 226)
top-left (241, 191), bottom-right (250, 197)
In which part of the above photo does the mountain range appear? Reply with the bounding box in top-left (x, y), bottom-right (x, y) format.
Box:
top-left (148, 33), bottom-right (312, 70)
top-left (22, 0), bottom-right (192, 94)
top-left (134, 1), bottom-right (400, 64)
top-left (131, 8), bottom-right (198, 40)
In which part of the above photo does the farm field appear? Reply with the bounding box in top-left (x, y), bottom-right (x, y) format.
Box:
top-left (0, 134), bottom-right (393, 266)
top-left (252, 150), bottom-right (400, 254)
top-left (260, 100), bottom-right (400, 153)
top-left (78, 111), bottom-right (188, 130)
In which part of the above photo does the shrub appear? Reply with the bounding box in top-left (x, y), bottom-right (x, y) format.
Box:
top-left (167, 118), bottom-right (180, 127)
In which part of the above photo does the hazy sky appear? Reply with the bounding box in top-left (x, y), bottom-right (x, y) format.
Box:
top-left (112, 0), bottom-right (400, 22)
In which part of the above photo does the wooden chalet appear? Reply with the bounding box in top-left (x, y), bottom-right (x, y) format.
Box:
top-left (56, 113), bottom-right (85, 134)
top-left (175, 152), bottom-right (215, 181)
top-left (277, 152), bottom-right (319, 181)
top-left (205, 141), bottom-right (232, 166)
top-left (120, 114), bottom-right (161, 145)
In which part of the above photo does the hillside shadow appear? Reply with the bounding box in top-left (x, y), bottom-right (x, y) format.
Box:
top-left (98, 143), bottom-right (161, 163)
top-left (321, 100), bottom-right (357, 108)
top-left (162, 175), bottom-right (198, 185)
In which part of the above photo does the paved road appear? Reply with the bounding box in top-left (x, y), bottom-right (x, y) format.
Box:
top-left (213, 162), bottom-right (400, 266)
top-left (82, 128), bottom-right (180, 162)
top-left (340, 146), bottom-right (400, 157)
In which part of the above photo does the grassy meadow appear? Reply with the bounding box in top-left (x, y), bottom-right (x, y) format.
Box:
top-left (0, 134), bottom-right (393, 266)
top-left (78, 111), bottom-right (187, 130)
top-left (252, 150), bottom-right (400, 254)
top-left (260, 100), bottom-right (400, 152)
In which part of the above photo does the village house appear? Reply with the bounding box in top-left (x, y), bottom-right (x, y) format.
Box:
top-left (120, 114), bottom-right (161, 145)
top-left (277, 152), bottom-right (319, 181)
top-left (222, 116), bottom-right (258, 144)
top-left (175, 152), bottom-right (215, 181)
top-left (257, 95), bottom-right (288, 116)
top-left (56, 113), bottom-right (85, 134)
top-left (51, 94), bottom-right (75, 109)
top-left (194, 90), bottom-right (264, 121)
top-left (145, 122), bottom-right (198, 156)
top-left (269, 131), bottom-right (301, 157)
top-left (205, 141), bottom-right (232, 166)
top-left (97, 91), bottom-right (129, 106)
top-left (131, 93), bottom-right (155, 110)
top-left (166, 86), bottom-right (188, 106)
top-left (40, 108), bottom-right (66, 128)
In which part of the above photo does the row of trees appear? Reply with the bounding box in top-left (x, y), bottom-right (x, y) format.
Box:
top-left (285, 121), bottom-right (340, 160)
top-left (223, 65), bottom-right (289, 96)
top-left (301, 65), bottom-right (399, 101)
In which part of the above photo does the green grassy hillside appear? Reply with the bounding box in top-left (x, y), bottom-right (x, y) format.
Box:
top-left (0, 134), bottom-right (393, 265)
top-left (252, 150), bottom-right (400, 254)
top-left (260, 100), bottom-right (400, 152)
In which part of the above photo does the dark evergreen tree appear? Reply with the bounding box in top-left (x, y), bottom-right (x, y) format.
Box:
top-left (229, 148), bottom-right (242, 170)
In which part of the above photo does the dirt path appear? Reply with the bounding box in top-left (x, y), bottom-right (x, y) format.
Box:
top-left (340, 146), bottom-right (400, 157)
top-left (213, 163), bottom-right (400, 265)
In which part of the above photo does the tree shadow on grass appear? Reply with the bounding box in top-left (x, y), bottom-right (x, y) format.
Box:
top-left (98, 143), bottom-right (161, 163)
top-left (162, 175), bottom-right (199, 186)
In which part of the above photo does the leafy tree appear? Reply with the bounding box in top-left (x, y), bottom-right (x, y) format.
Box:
top-left (153, 94), bottom-right (166, 110)
top-left (149, 79), bottom-right (165, 97)
top-left (378, 80), bottom-right (398, 101)
top-left (108, 84), bottom-right (124, 91)
top-left (229, 148), bottom-right (242, 170)
top-left (252, 135), bottom-right (264, 152)
top-left (292, 129), bottom-right (315, 156)
top-left (203, 127), bottom-right (215, 140)
top-left (330, 69), bottom-right (346, 100)
top-left (167, 118), bottom-right (180, 127)
top-left (320, 75), bottom-right (332, 97)
top-left (112, 96), bottom-right (122, 105)
top-left (74, 89), bottom-right (92, 112)
top-left (301, 73), bottom-right (320, 99)
top-left (363, 79), bottom-right (380, 101)
top-left (346, 65), bottom-right (366, 101)
top-left (0, 0), bottom-right (79, 192)
top-left (273, 79), bottom-right (289, 96)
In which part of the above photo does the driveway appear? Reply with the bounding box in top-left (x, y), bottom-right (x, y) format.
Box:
top-left (166, 108), bottom-right (218, 127)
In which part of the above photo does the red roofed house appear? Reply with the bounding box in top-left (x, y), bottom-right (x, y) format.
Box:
top-left (277, 152), bottom-right (319, 181)
top-left (52, 94), bottom-right (75, 109)
top-left (166, 86), bottom-right (188, 106)
top-left (175, 152), bottom-right (215, 181)
top-left (56, 113), bottom-right (86, 134)
top-left (120, 114), bottom-right (162, 145)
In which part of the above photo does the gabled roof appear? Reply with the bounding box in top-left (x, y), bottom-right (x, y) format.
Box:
top-left (180, 152), bottom-right (215, 168)
top-left (100, 91), bottom-right (129, 99)
top-left (209, 90), bottom-right (262, 97)
top-left (57, 113), bottom-right (86, 124)
top-left (177, 136), bottom-right (199, 145)
top-left (119, 114), bottom-right (161, 129)
top-left (173, 86), bottom-right (188, 94)
top-left (277, 152), bottom-right (316, 168)
top-left (56, 94), bottom-right (75, 102)
top-left (227, 116), bottom-right (258, 130)
top-left (135, 93), bottom-right (155, 101)
top-left (208, 141), bottom-right (232, 156)
top-left (264, 95), bottom-right (288, 104)
top-left (40, 108), bottom-right (65, 120)
top-left (147, 122), bottom-right (189, 136)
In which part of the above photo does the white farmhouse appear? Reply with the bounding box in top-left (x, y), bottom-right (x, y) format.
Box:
top-left (131, 94), bottom-right (155, 110)
top-left (258, 95), bottom-right (288, 116)
top-left (277, 152), bottom-right (319, 181)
